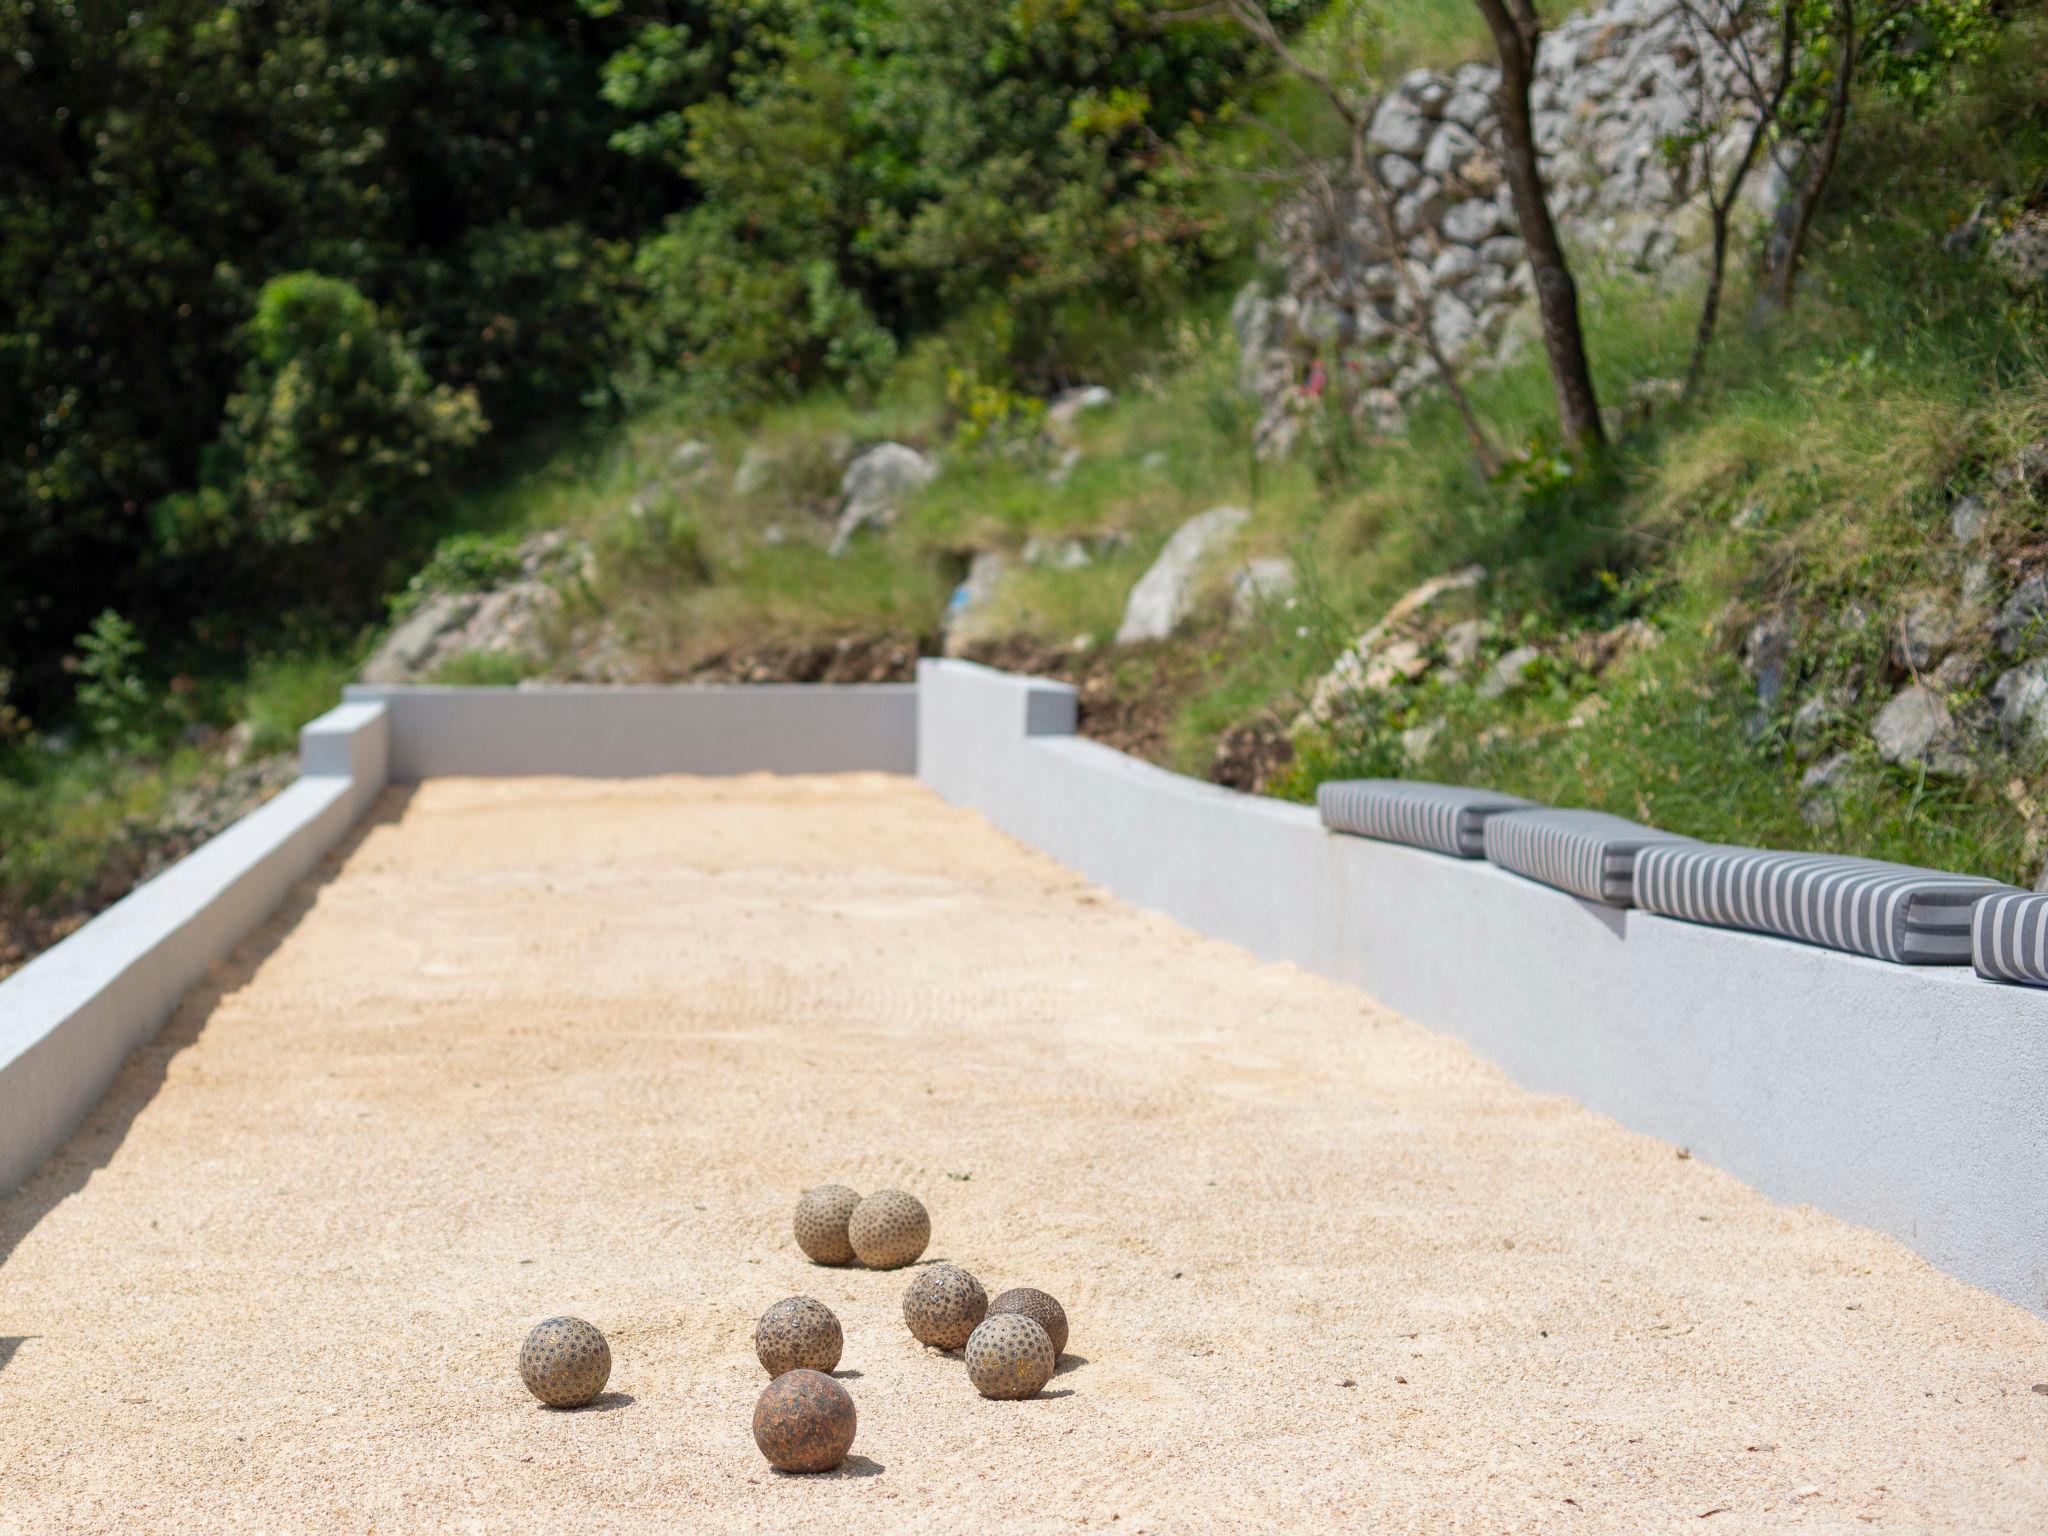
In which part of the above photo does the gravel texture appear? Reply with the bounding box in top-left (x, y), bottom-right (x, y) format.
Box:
top-left (2, 772), bottom-right (2047, 1532)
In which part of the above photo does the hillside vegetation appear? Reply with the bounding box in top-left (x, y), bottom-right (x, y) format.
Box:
top-left (3, 0), bottom-right (2045, 971)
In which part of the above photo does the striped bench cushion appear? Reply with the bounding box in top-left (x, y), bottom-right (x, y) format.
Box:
top-left (1972, 892), bottom-right (2048, 985)
top-left (1635, 843), bottom-right (2020, 965)
top-left (1481, 808), bottom-right (1693, 906)
top-left (1316, 779), bottom-right (1538, 858)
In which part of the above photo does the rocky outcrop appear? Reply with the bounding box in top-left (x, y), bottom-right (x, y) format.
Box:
top-left (1238, 0), bottom-right (1780, 452)
top-left (1115, 506), bottom-right (1249, 644)
top-left (360, 533), bottom-right (575, 685)
top-left (1872, 683), bottom-right (1970, 775)
top-left (828, 443), bottom-right (938, 554)
top-left (1301, 565), bottom-right (1486, 725)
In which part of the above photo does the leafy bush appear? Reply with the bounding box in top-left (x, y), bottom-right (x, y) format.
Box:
top-left (158, 274), bottom-right (486, 577)
top-left (0, 0), bottom-right (664, 708)
top-left (598, 0), bottom-right (1303, 395)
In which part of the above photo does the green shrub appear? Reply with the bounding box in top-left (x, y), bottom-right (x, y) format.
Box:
top-left (240, 650), bottom-right (354, 757)
top-left (391, 532), bottom-right (528, 618)
top-left (73, 612), bottom-right (159, 753)
top-left (159, 274), bottom-right (486, 558)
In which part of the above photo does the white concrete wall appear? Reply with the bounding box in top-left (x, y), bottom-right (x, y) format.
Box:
top-left (917, 659), bottom-right (2048, 1317)
top-left (0, 702), bottom-right (391, 1196)
top-left (345, 683), bottom-right (917, 780)
top-left (12, 667), bottom-right (2044, 1316)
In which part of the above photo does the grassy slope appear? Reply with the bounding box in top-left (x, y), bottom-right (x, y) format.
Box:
top-left (4, 6), bottom-right (2043, 939)
top-left (462, 13), bottom-right (2045, 880)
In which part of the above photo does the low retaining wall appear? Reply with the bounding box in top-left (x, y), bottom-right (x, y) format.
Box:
top-left (0, 685), bottom-right (917, 1201)
top-left (0, 701), bottom-right (391, 1196)
top-left (344, 683), bottom-right (917, 780)
top-left (917, 659), bottom-right (2048, 1317)
top-left (7, 667), bottom-right (2043, 1317)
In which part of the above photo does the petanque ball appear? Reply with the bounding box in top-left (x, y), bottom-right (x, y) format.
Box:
top-left (793, 1185), bottom-right (862, 1266)
top-left (752, 1368), bottom-right (857, 1473)
top-left (964, 1313), bottom-right (1055, 1401)
top-left (988, 1286), bottom-right (1069, 1358)
top-left (518, 1316), bottom-right (612, 1408)
top-left (756, 1295), bottom-right (844, 1378)
top-left (847, 1189), bottom-right (930, 1270)
top-left (901, 1264), bottom-right (987, 1351)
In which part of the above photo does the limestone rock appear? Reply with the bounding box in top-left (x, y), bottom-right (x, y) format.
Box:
top-left (1991, 657), bottom-right (2048, 747)
top-left (1046, 385), bottom-right (1113, 431)
top-left (828, 443), bottom-right (938, 555)
top-left (1115, 506), bottom-right (1249, 644)
top-left (1229, 557), bottom-right (1298, 628)
top-left (1478, 644), bottom-right (1541, 700)
top-left (1872, 684), bottom-right (1969, 775)
top-left (1991, 210), bottom-right (2048, 294)
top-left (1951, 493), bottom-right (1990, 545)
top-left (1302, 565), bottom-right (1486, 725)
top-left (361, 593), bottom-right (478, 685)
top-left (1995, 575), bottom-right (2048, 656)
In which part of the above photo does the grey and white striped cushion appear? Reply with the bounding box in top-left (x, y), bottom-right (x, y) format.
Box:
top-left (1481, 808), bottom-right (1693, 906)
top-left (1635, 843), bottom-right (2020, 964)
top-left (1316, 779), bottom-right (1538, 858)
top-left (1972, 891), bottom-right (2048, 984)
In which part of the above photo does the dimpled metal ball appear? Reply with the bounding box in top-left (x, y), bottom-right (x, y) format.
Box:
top-left (988, 1286), bottom-right (1069, 1358)
top-left (793, 1184), bottom-right (862, 1266)
top-left (755, 1295), bottom-right (844, 1378)
top-left (847, 1189), bottom-right (930, 1270)
top-left (965, 1313), bottom-right (1055, 1401)
top-left (518, 1316), bottom-right (612, 1408)
top-left (752, 1368), bottom-right (857, 1473)
top-left (901, 1264), bottom-right (987, 1351)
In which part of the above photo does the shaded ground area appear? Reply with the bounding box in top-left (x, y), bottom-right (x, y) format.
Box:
top-left (2, 773), bottom-right (2045, 1534)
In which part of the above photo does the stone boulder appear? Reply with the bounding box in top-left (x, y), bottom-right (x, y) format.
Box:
top-left (1991, 657), bottom-right (2048, 747)
top-left (1872, 684), bottom-right (1970, 775)
top-left (1299, 564), bottom-right (1486, 726)
top-left (1229, 557), bottom-right (1299, 628)
top-left (361, 593), bottom-right (480, 685)
top-left (829, 443), bottom-right (939, 555)
top-left (1046, 386), bottom-right (1113, 432)
top-left (1478, 644), bottom-right (1541, 700)
top-left (1994, 574), bottom-right (2048, 655)
top-left (1115, 506), bottom-right (1249, 644)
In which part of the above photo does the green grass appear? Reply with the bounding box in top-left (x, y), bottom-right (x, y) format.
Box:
top-left (0, 744), bottom-right (214, 912)
top-left (5, 6), bottom-right (2044, 937)
top-left (239, 649), bottom-right (356, 756)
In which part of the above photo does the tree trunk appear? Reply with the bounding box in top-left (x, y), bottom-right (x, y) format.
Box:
top-left (1757, 0), bottom-right (1854, 316)
top-left (1472, 0), bottom-right (1605, 451)
top-left (1680, 0), bottom-right (1794, 396)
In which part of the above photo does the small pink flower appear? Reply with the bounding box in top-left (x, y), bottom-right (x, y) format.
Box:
top-left (1301, 359), bottom-right (1328, 400)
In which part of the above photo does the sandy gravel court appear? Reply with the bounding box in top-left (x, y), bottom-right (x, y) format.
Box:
top-left (3, 773), bottom-right (2046, 1533)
